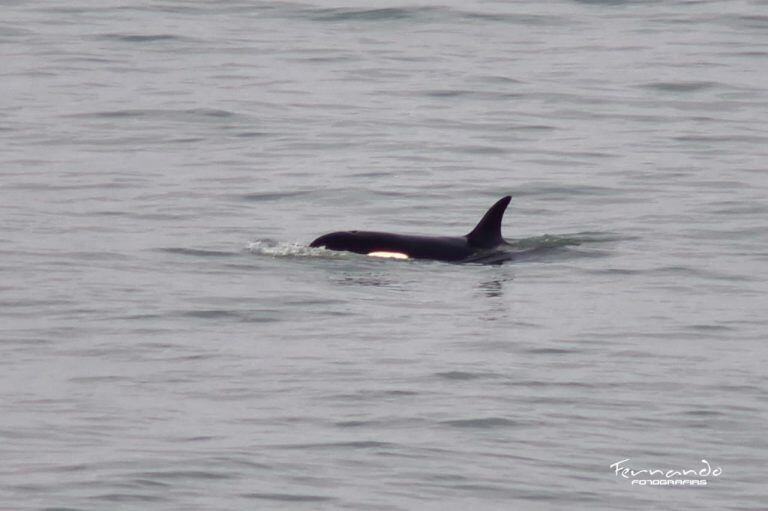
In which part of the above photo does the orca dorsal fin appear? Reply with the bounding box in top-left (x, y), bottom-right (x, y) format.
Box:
top-left (466, 196), bottom-right (511, 248)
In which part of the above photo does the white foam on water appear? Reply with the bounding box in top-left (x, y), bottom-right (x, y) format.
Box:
top-left (247, 240), bottom-right (348, 259)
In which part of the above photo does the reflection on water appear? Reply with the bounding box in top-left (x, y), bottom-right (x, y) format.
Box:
top-left (336, 272), bottom-right (399, 289)
top-left (479, 278), bottom-right (505, 298)
top-left (476, 274), bottom-right (516, 322)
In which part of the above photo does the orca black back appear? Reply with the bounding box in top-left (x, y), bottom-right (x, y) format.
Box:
top-left (310, 196), bottom-right (512, 262)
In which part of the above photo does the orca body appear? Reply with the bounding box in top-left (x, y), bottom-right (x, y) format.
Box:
top-left (310, 196), bottom-right (512, 263)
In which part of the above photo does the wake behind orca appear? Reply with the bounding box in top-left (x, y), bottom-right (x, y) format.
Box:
top-left (310, 196), bottom-right (515, 263)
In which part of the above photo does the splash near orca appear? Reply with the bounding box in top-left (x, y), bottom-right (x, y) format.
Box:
top-left (310, 196), bottom-right (513, 263)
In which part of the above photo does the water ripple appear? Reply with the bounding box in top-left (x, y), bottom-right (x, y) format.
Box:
top-left (240, 492), bottom-right (336, 502)
top-left (96, 33), bottom-right (190, 43)
top-left (440, 418), bottom-right (532, 429)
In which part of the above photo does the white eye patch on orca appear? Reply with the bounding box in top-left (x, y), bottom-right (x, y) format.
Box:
top-left (367, 251), bottom-right (409, 260)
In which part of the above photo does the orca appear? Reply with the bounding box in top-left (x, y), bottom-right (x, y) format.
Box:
top-left (310, 196), bottom-right (513, 263)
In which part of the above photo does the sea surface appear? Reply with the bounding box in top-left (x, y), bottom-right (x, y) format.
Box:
top-left (2, 1), bottom-right (767, 509)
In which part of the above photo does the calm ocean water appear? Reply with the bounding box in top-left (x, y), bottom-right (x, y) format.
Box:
top-left (2, 1), bottom-right (767, 509)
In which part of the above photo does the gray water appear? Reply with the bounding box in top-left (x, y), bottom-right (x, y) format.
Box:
top-left (2, 1), bottom-right (768, 509)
